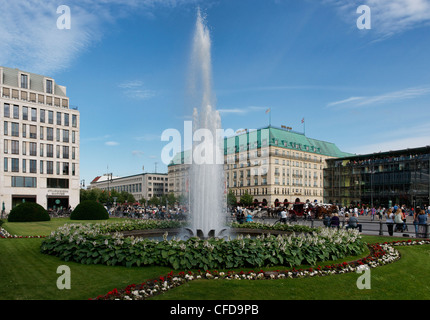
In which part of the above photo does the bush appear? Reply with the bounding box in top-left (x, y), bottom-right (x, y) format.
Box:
top-left (8, 202), bottom-right (50, 222)
top-left (70, 200), bottom-right (109, 220)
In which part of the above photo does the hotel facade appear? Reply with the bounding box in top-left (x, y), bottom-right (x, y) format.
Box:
top-left (0, 66), bottom-right (80, 212)
top-left (168, 126), bottom-right (352, 206)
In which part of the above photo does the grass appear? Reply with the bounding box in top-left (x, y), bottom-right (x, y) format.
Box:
top-left (1, 218), bottom-right (429, 300)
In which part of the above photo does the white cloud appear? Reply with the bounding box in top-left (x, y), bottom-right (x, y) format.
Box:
top-left (218, 105), bottom-right (268, 115)
top-left (327, 85), bottom-right (430, 108)
top-left (326, 0), bottom-right (430, 39)
top-left (0, 0), bottom-right (204, 75)
top-left (105, 141), bottom-right (119, 146)
top-left (118, 80), bottom-right (156, 100)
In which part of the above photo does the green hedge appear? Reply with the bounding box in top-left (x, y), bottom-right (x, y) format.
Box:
top-left (41, 223), bottom-right (367, 270)
top-left (8, 202), bottom-right (50, 222)
top-left (70, 200), bottom-right (109, 220)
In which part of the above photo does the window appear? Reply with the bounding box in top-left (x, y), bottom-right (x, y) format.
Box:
top-left (46, 144), bottom-right (53, 157)
top-left (22, 124), bottom-right (26, 138)
top-left (21, 74), bottom-right (28, 89)
top-left (22, 159), bottom-right (26, 173)
top-left (48, 111), bottom-right (53, 124)
top-left (63, 129), bottom-right (69, 143)
top-left (40, 127), bottom-right (44, 140)
top-left (72, 131), bottom-right (76, 143)
top-left (40, 109), bottom-right (45, 123)
top-left (64, 113), bottom-right (69, 126)
top-left (4, 103), bottom-right (10, 117)
top-left (29, 142), bottom-right (37, 156)
top-left (47, 178), bottom-right (69, 189)
top-left (56, 112), bottom-right (61, 125)
top-left (46, 79), bottom-right (53, 94)
top-left (63, 163), bottom-right (69, 175)
top-left (29, 125), bottom-right (37, 139)
top-left (13, 105), bottom-right (19, 119)
top-left (63, 146), bottom-right (69, 159)
top-left (23, 107), bottom-right (28, 120)
top-left (56, 128), bottom-right (60, 142)
top-left (12, 177), bottom-right (37, 188)
top-left (40, 161), bottom-right (44, 174)
top-left (3, 122), bottom-right (8, 135)
top-left (11, 158), bottom-right (19, 172)
top-left (56, 145), bottom-right (60, 158)
top-left (72, 147), bottom-right (75, 160)
top-left (47, 161), bottom-right (53, 174)
top-left (11, 122), bottom-right (19, 137)
top-left (4, 158), bottom-right (8, 172)
top-left (11, 140), bottom-right (19, 154)
top-left (40, 143), bottom-right (44, 157)
top-left (72, 115), bottom-right (77, 127)
top-left (22, 142), bottom-right (26, 155)
top-left (4, 140), bottom-right (8, 154)
top-left (72, 163), bottom-right (75, 176)
top-left (47, 127), bottom-right (53, 141)
top-left (29, 160), bottom-right (37, 173)
top-left (31, 108), bottom-right (37, 121)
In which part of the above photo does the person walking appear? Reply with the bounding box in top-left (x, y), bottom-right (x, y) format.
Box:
top-left (413, 207), bottom-right (420, 236)
top-left (386, 208), bottom-right (395, 236)
top-left (417, 208), bottom-right (428, 238)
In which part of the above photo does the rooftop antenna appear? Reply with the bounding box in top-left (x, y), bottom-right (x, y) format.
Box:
top-left (154, 162), bottom-right (158, 173)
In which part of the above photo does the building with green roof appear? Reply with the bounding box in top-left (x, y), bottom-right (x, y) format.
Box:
top-left (168, 125), bottom-right (352, 207)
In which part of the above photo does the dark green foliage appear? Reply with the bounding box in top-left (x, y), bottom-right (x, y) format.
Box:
top-left (70, 200), bottom-right (109, 220)
top-left (8, 202), bottom-right (50, 222)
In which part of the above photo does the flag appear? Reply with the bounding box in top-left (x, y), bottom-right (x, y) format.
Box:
top-left (265, 108), bottom-right (271, 114)
top-left (301, 117), bottom-right (305, 124)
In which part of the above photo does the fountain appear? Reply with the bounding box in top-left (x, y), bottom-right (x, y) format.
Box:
top-left (185, 8), bottom-right (227, 239)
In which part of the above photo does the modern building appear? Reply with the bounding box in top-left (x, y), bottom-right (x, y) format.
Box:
top-left (89, 172), bottom-right (169, 203)
top-left (324, 146), bottom-right (430, 208)
top-left (168, 125), bottom-right (352, 206)
top-left (0, 66), bottom-right (80, 212)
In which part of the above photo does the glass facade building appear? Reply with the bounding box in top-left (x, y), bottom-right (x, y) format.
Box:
top-left (324, 146), bottom-right (430, 208)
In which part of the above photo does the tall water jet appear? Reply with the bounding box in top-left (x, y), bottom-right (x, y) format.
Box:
top-left (186, 9), bottom-right (226, 239)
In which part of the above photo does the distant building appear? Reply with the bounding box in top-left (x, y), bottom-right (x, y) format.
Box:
top-left (324, 146), bottom-right (430, 208)
top-left (168, 125), bottom-right (352, 206)
top-left (0, 66), bottom-right (80, 212)
top-left (89, 172), bottom-right (169, 202)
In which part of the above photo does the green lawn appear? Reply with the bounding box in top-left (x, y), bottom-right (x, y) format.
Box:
top-left (1, 219), bottom-right (429, 300)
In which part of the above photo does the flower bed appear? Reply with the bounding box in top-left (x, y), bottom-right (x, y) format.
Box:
top-left (0, 227), bottom-right (46, 239)
top-left (41, 221), bottom-right (366, 270)
top-left (92, 240), bottom-right (425, 301)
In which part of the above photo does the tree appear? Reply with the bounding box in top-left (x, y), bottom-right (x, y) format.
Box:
top-left (240, 191), bottom-right (253, 207)
top-left (227, 190), bottom-right (238, 208)
top-left (167, 193), bottom-right (176, 207)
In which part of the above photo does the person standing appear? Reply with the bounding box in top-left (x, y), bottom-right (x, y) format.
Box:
top-left (417, 208), bottom-right (428, 238)
top-left (280, 208), bottom-right (287, 224)
top-left (386, 208), bottom-right (394, 236)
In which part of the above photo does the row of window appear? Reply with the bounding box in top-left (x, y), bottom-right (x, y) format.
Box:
top-left (19, 75), bottom-right (54, 94)
top-left (4, 140), bottom-right (77, 159)
top-left (3, 121), bottom-right (77, 142)
top-left (4, 158), bottom-right (77, 176)
top-left (3, 103), bottom-right (78, 127)
top-left (11, 176), bottom-right (70, 189)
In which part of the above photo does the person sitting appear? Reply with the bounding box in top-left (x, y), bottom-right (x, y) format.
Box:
top-left (346, 213), bottom-right (362, 232)
top-left (323, 213), bottom-right (331, 227)
top-left (246, 212), bottom-right (254, 223)
top-left (330, 213), bottom-right (340, 229)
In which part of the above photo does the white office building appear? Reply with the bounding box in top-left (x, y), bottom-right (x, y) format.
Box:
top-left (0, 66), bottom-right (80, 213)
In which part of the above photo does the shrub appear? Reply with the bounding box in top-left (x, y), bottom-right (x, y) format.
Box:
top-left (70, 200), bottom-right (109, 220)
top-left (8, 202), bottom-right (50, 222)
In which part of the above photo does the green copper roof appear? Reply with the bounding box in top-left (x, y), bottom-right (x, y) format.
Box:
top-left (169, 125), bottom-right (352, 165)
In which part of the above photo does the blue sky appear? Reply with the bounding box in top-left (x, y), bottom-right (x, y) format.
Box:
top-left (1, 0), bottom-right (430, 185)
